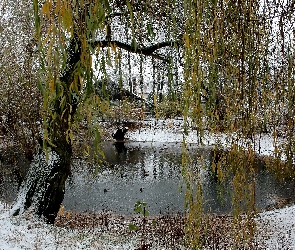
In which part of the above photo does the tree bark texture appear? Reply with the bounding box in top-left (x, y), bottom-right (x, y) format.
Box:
top-left (11, 145), bottom-right (71, 223)
top-left (11, 36), bottom-right (80, 223)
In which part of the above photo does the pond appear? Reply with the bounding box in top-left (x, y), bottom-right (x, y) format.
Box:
top-left (1, 141), bottom-right (294, 215)
top-left (62, 141), bottom-right (295, 215)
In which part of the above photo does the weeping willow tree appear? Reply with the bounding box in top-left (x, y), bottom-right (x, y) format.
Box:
top-left (182, 0), bottom-right (295, 248)
top-left (11, 0), bottom-right (182, 223)
top-left (9, 0), bottom-right (295, 247)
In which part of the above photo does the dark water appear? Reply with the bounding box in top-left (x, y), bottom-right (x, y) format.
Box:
top-left (64, 142), bottom-right (188, 215)
top-left (1, 142), bottom-right (294, 215)
top-left (62, 141), bottom-right (295, 215)
top-left (0, 147), bottom-right (29, 203)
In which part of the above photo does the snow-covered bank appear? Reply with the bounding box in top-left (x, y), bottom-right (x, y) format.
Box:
top-left (0, 202), bottom-right (139, 249)
top-left (127, 119), bottom-right (280, 158)
top-left (0, 200), bottom-right (295, 249)
top-left (256, 205), bottom-right (295, 249)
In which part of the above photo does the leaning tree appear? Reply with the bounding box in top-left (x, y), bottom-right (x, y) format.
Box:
top-left (11, 0), bottom-right (183, 223)
top-left (9, 0), bottom-right (295, 247)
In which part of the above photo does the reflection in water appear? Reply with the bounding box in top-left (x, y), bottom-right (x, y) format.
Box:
top-left (114, 142), bottom-right (127, 155)
top-left (64, 142), bottom-right (187, 215)
top-left (1, 142), bottom-right (295, 215)
top-left (62, 142), bottom-right (295, 215)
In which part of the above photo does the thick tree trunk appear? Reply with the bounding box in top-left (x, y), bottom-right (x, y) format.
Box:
top-left (11, 110), bottom-right (73, 223)
top-left (11, 36), bottom-right (80, 223)
top-left (11, 141), bottom-right (71, 223)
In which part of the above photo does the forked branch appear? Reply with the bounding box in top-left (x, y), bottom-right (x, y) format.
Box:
top-left (90, 40), bottom-right (182, 61)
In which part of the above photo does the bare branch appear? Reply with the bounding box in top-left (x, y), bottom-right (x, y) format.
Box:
top-left (90, 40), bottom-right (182, 61)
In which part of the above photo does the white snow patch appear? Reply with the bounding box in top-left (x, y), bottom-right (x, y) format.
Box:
top-left (127, 119), bottom-right (282, 158)
top-left (0, 201), bottom-right (140, 249)
top-left (256, 205), bottom-right (295, 249)
top-left (1, 200), bottom-right (295, 249)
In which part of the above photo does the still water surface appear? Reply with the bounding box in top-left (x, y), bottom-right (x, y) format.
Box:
top-left (1, 142), bottom-right (294, 215)
top-left (62, 141), bottom-right (295, 215)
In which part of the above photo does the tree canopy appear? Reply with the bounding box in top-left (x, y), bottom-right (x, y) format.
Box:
top-left (1, 0), bottom-right (295, 247)
top-left (33, 0), bottom-right (295, 138)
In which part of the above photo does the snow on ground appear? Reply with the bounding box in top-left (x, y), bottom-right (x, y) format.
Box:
top-left (0, 202), bottom-right (140, 250)
top-left (0, 118), bottom-right (293, 249)
top-left (1, 200), bottom-right (295, 249)
top-left (127, 118), bottom-right (279, 158)
top-left (256, 205), bottom-right (295, 249)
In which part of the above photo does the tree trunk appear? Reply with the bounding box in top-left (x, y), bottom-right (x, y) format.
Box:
top-left (11, 140), bottom-right (71, 223)
top-left (11, 36), bottom-right (80, 223)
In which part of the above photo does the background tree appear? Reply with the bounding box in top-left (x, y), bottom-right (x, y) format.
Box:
top-left (0, 0), bottom-right (42, 160)
top-left (182, 0), bottom-right (295, 248)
